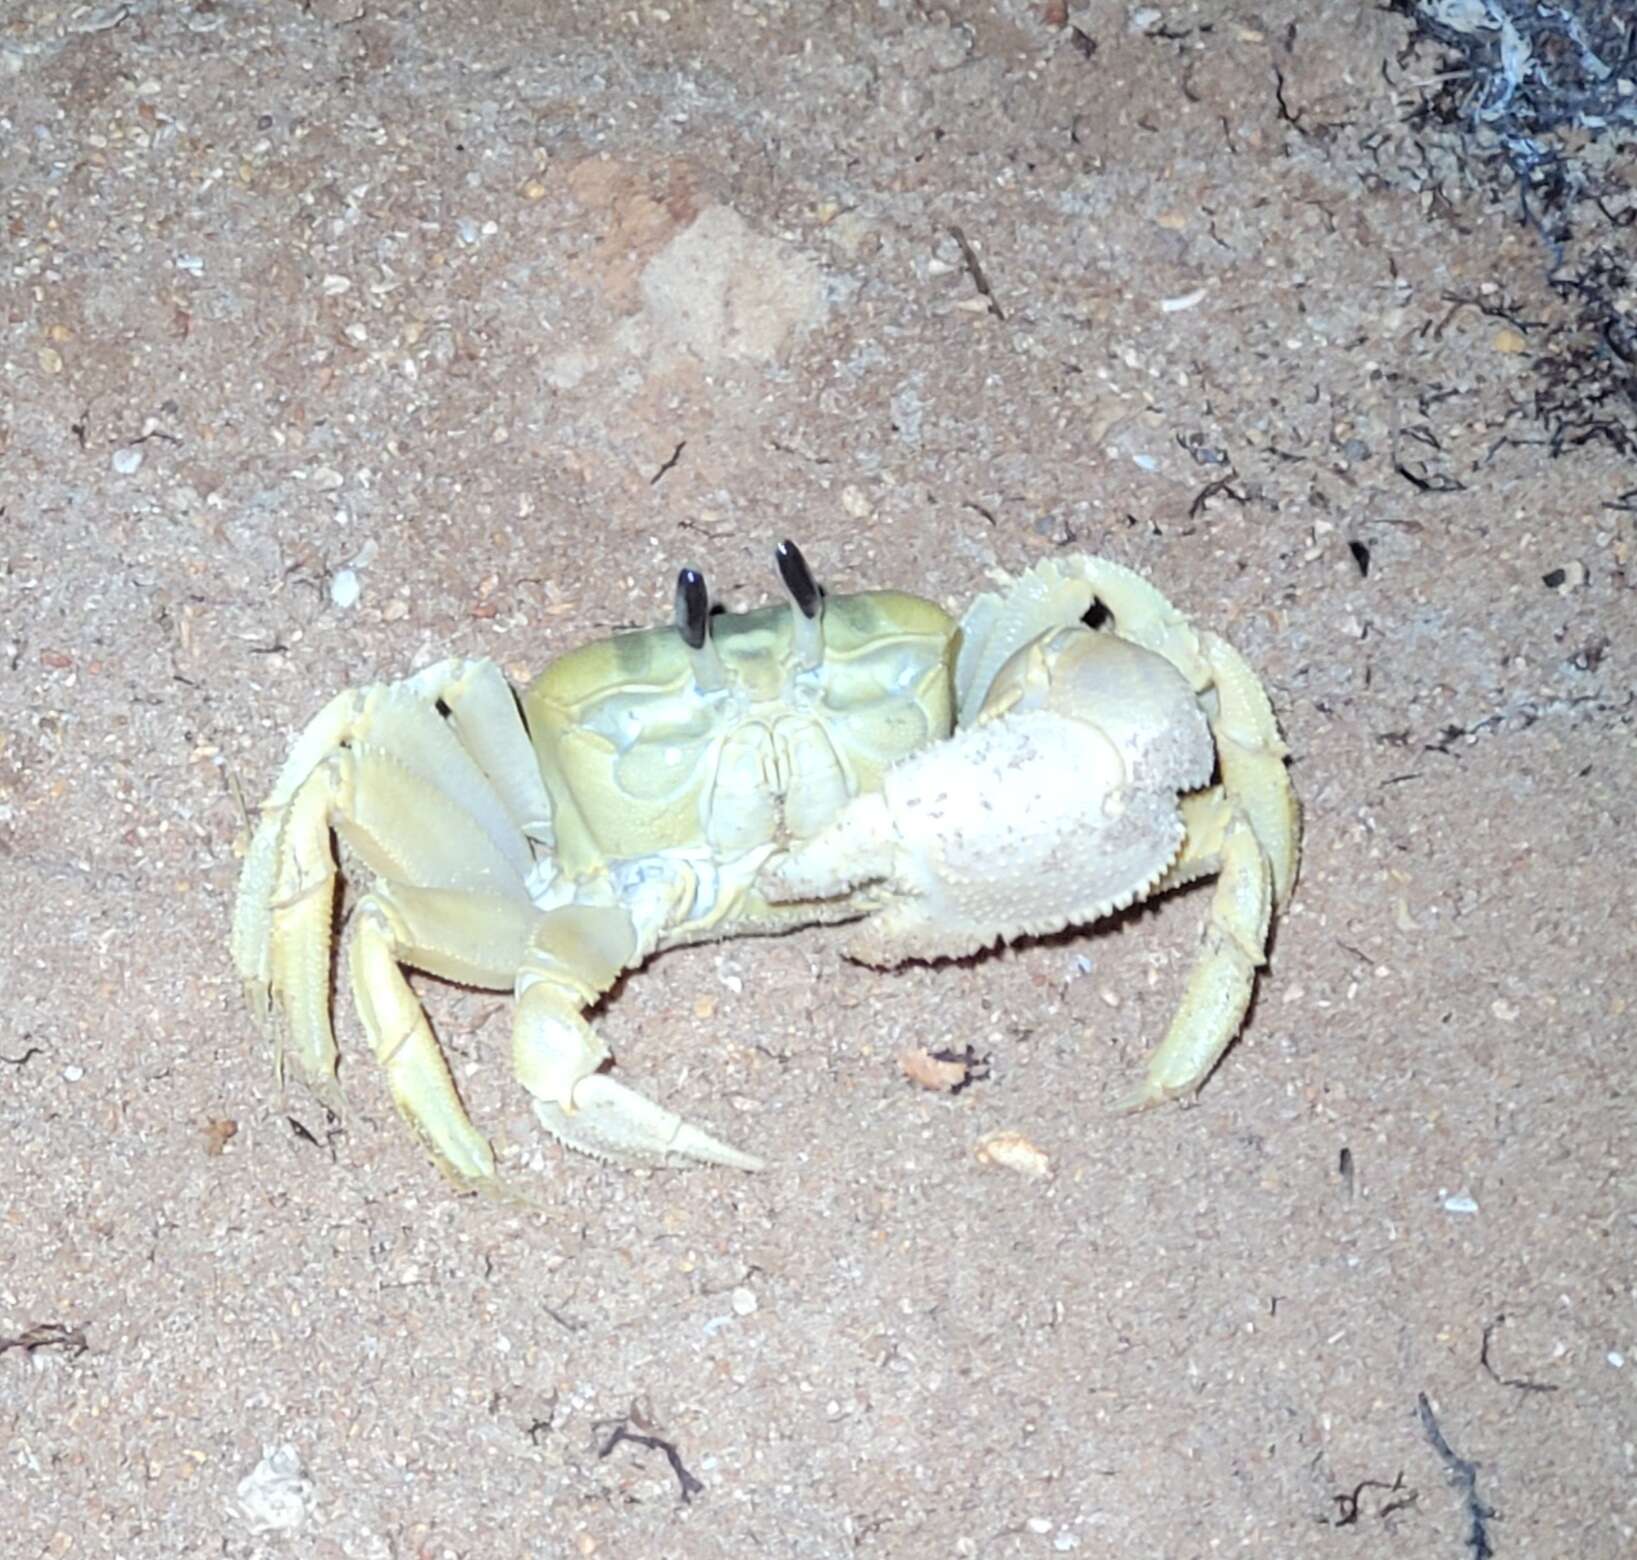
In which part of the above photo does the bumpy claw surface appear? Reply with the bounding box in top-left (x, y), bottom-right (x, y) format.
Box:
top-left (766, 644), bottom-right (1210, 965)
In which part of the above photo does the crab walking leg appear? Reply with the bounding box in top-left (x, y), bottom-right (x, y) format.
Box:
top-left (348, 884), bottom-right (539, 1184)
top-left (234, 792), bottom-right (310, 1008)
top-left (238, 744), bottom-right (531, 1093)
top-left (232, 678), bottom-right (540, 989)
top-left (1197, 631), bottom-right (1300, 905)
top-left (513, 903), bottom-right (764, 1171)
top-left (1152, 787), bottom-right (1231, 892)
top-left (1116, 808), bottom-right (1274, 1110)
top-left (405, 659), bottom-right (555, 845)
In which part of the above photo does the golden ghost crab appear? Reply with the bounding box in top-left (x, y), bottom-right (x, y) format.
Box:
top-left (232, 543), bottom-right (1299, 1190)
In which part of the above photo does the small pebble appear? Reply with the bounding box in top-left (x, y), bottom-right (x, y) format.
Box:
top-left (1158, 286), bottom-right (1207, 312)
top-left (234, 1444), bottom-right (313, 1535)
top-left (975, 1130), bottom-right (1052, 1179)
top-left (329, 568), bottom-right (361, 609)
top-left (1441, 1193), bottom-right (1478, 1215)
top-left (111, 446), bottom-right (144, 475)
top-left (730, 1287), bottom-right (757, 1317)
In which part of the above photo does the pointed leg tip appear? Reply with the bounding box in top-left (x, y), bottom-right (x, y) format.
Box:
top-left (1112, 1078), bottom-right (1188, 1115)
top-left (673, 1124), bottom-right (765, 1173)
top-left (400, 1111), bottom-right (497, 1186)
top-left (450, 1158), bottom-right (546, 1210)
top-left (296, 1072), bottom-right (349, 1122)
top-left (531, 1076), bottom-right (765, 1172)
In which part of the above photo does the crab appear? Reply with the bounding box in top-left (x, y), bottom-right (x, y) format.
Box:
top-left (232, 543), bottom-right (1299, 1189)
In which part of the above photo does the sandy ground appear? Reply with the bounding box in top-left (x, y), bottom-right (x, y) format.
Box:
top-left (3, 1), bottom-right (1633, 1556)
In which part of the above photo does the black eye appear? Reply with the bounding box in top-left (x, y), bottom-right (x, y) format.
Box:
top-left (674, 568), bottom-right (710, 650)
top-left (775, 539), bottom-right (823, 620)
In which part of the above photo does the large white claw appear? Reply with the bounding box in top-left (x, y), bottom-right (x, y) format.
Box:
top-left (767, 709), bottom-right (1189, 966)
top-left (766, 629), bottom-right (1217, 968)
top-left (532, 1074), bottom-right (765, 1172)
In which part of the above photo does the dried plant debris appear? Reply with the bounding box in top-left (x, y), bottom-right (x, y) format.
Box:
top-left (1418, 1393), bottom-right (1497, 1559)
top-left (1329, 1470), bottom-right (1419, 1527)
top-left (596, 1419), bottom-right (704, 1504)
top-left (899, 1044), bottom-right (991, 1094)
top-left (204, 1117), bottom-right (239, 1156)
top-left (1390, 0), bottom-right (1637, 451)
top-left (1480, 1313), bottom-right (1560, 1393)
top-left (0, 1322), bottom-right (88, 1359)
top-left (949, 225), bottom-right (1005, 320)
top-left (1395, 1), bottom-right (1637, 223)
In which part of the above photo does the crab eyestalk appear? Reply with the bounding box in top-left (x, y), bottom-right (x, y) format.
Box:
top-left (674, 567), bottom-right (727, 691)
top-left (776, 539), bottom-right (824, 671)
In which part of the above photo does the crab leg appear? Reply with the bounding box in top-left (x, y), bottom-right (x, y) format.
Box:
top-left (770, 554), bottom-right (1300, 1113)
top-left (348, 884), bottom-right (539, 1183)
top-left (957, 558), bottom-right (1300, 1100)
top-left (1114, 803), bottom-right (1274, 1109)
top-left (234, 682), bottom-right (536, 983)
top-left (234, 733), bottom-right (532, 1147)
top-left (1195, 631), bottom-right (1299, 906)
top-left (513, 898), bottom-right (763, 1171)
top-left (405, 658), bottom-right (556, 845)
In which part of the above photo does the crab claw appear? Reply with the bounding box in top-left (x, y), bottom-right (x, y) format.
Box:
top-left (765, 629), bottom-right (1214, 967)
top-left (512, 901), bottom-right (764, 1171)
top-left (532, 1074), bottom-right (764, 1171)
top-left (765, 717), bottom-right (1188, 966)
